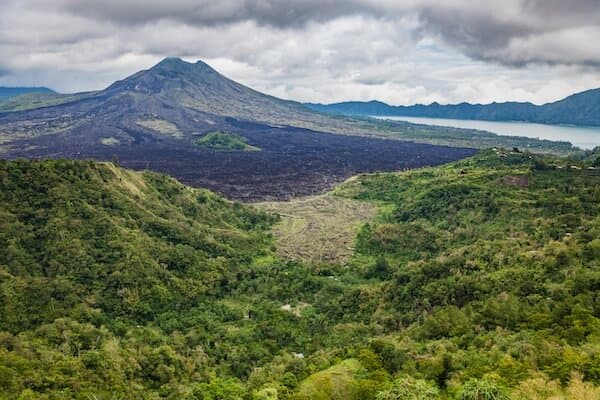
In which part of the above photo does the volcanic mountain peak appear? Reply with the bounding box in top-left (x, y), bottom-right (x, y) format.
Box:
top-left (147, 57), bottom-right (220, 77)
top-left (96, 56), bottom-right (333, 128)
top-left (154, 56), bottom-right (191, 67)
top-left (105, 57), bottom-right (225, 95)
top-left (1, 56), bottom-right (344, 145)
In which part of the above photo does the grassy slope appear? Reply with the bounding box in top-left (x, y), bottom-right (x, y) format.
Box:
top-left (255, 194), bottom-right (377, 264)
top-left (196, 131), bottom-right (260, 151)
top-left (0, 160), bottom-right (275, 329)
top-left (0, 88), bottom-right (55, 101)
top-left (1, 150), bottom-right (600, 399)
top-left (295, 358), bottom-right (363, 400)
top-left (0, 92), bottom-right (85, 112)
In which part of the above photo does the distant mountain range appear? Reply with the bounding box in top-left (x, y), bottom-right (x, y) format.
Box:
top-left (306, 88), bottom-right (600, 126)
top-left (0, 86), bottom-right (55, 100)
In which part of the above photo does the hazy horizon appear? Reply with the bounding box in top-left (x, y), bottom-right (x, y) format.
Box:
top-left (4, 56), bottom-right (599, 108)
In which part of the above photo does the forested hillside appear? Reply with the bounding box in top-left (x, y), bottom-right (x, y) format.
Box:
top-left (0, 87), bottom-right (55, 100)
top-left (1, 150), bottom-right (599, 399)
top-left (332, 149), bottom-right (600, 398)
top-left (306, 87), bottom-right (600, 126)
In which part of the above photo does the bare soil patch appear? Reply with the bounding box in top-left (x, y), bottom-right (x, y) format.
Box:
top-left (256, 194), bottom-right (377, 264)
top-left (502, 175), bottom-right (529, 188)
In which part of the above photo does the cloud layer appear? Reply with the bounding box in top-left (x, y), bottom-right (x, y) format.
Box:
top-left (0, 0), bottom-right (599, 104)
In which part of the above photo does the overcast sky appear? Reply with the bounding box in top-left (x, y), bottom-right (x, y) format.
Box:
top-left (1, 0), bottom-right (599, 105)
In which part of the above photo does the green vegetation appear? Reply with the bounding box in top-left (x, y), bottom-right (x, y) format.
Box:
top-left (196, 131), bottom-right (260, 151)
top-left (376, 376), bottom-right (440, 400)
top-left (1, 149), bottom-right (600, 399)
top-left (0, 159), bottom-right (276, 398)
top-left (0, 87), bottom-right (55, 101)
top-left (333, 148), bottom-right (600, 398)
top-left (295, 358), bottom-right (363, 399)
top-left (0, 92), bottom-right (83, 112)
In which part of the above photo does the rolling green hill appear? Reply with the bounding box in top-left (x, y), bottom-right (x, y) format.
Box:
top-left (1, 150), bottom-right (599, 399)
top-left (0, 92), bottom-right (84, 112)
top-left (0, 87), bottom-right (55, 100)
top-left (332, 149), bottom-right (600, 398)
top-left (0, 159), bottom-right (277, 398)
top-left (196, 131), bottom-right (260, 151)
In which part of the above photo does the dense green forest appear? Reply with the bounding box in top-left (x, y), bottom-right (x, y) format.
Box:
top-left (0, 149), bottom-right (599, 399)
top-left (196, 131), bottom-right (260, 151)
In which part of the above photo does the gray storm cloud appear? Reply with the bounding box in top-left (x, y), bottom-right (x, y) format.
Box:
top-left (417, 0), bottom-right (600, 67)
top-left (57, 0), bottom-right (370, 27)
top-left (20, 0), bottom-right (600, 66)
top-left (0, 0), bottom-right (599, 104)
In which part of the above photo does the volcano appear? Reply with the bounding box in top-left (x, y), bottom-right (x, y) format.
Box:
top-left (0, 58), bottom-right (476, 200)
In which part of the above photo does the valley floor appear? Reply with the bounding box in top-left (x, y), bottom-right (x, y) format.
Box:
top-left (255, 193), bottom-right (378, 264)
top-left (1, 148), bottom-right (599, 399)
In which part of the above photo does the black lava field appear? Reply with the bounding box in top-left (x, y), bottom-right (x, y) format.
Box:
top-left (6, 121), bottom-right (476, 201)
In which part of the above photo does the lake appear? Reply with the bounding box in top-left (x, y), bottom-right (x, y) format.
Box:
top-left (375, 116), bottom-right (600, 150)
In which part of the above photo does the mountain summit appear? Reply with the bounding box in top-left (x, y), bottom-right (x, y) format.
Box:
top-left (101, 57), bottom-right (316, 125)
top-left (106, 57), bottom-right (222, 94)
top-left (0, 57), bottom-right (337, 147)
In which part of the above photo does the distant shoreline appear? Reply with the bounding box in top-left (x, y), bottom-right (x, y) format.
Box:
top-left (374, 115), bottom-right (600, 150)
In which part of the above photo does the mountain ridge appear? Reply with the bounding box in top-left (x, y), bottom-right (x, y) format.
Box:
top-left (0, 86), bottom-right (56, 100)
top-left (0, 57), bottom-right (481, 200)
top-left (306, 87), bottom-right (600, 126)
top-left (0, 57), bottom-right (577, 200)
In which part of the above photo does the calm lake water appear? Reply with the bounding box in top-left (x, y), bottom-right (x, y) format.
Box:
top-left (376, 116), bottom-right (600, 150)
